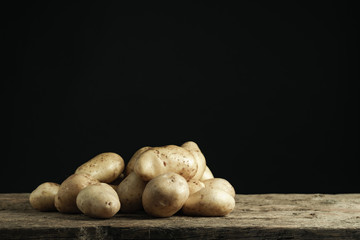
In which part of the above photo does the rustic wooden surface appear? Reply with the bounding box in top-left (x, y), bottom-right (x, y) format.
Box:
top-left (0, 193), bottom-right (360, 239)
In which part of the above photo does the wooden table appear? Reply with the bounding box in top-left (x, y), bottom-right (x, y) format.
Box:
top-left (1, 193), bottom-right (360, 239)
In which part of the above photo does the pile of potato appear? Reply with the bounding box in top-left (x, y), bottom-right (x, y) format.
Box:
top-left (29, 141), bottom-right (236, 218)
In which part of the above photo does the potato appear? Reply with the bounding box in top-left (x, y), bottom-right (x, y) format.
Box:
top-left (125, 146), bottom-right (151, 176)
top-left (187, 179), bottom-right (205, 195)
top-left (75, 152), bottom-right (125, 183)
top-left (29, 182), bottom-right (59, 211)
top-left (200, 166), bottom-right (214, 181)
top-left (109, 184), bottom-right (118, 191)
top-left (182, 188), bottom-right (235, 216)
top-left (134, 145), bottom-right (198, 181)
top-left (142, 172), bottom-right (189, 217)
top-left (109, 172), bottom-right (125, 185)
top-left (54, 173), bottom-right (99, 213)
top-left (116, 171), bottom-right (147, 212)
top-left (203, 178), bottom-right (236, 198)
top-left (181, 141), bottom-right (206, 180)
top-left (76, 183), bottom-right (120, 218)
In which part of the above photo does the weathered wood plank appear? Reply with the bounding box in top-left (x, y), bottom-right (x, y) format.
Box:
top-left (1, 193), bottom-right (360, 239)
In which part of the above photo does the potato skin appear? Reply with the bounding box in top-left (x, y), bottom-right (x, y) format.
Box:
top-left (200, 166), bottom-right (214, 181)
top-left (134, 145), bottom-right (198, 181)
top-left (29, 182), bottom-right (59, 211)
top-left (182, 188), bottom-right (235, 217)
top-left (142, 172), bottom-right (189, 217)
top-left (76, 183), bottom-right (120, 218)
top-left (187, 179), bottom-right (205, 195)
top-left (116, 171), bottom-right (147, 212)
top-left (125, 146), bottom-right (151, 176)
top-left (109, 172), bottom-right (125, 185)
top-left (203, 178), bottom-right (236, 198)
top-left (54, 173), bottom-right (99, 213)
top-left (181, 141), bottom-right (206, 180)
top-left (75, 152), bottom-right (125, 183)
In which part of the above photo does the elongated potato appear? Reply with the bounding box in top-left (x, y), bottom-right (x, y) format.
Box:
top-left (76, 183), bottom-right (120, 218)
top-left (182, 188), bottom-right (235, 216)
top-left (125, 146), bottom-right (151, 176)
top-left (142, 172), bottom-right (189, 217)
top-left (200, 166), bottom-right (214, 181)
top-left (181, 141), bottom-right (206, 180)
top-left (134, 145), bottom-right (198, 181)
top-left (203, 178), bottom-right (236, 198)
top-left (116, 171), bottom-right (147, 212)
top-left (187, 179), bottom-right (205, 195)
top-left (29, 182), bottom-right (59, 211)
top-left (54, 173), bottom-right (99, 213)
top-left (75, 152), bottom-right (125, 183)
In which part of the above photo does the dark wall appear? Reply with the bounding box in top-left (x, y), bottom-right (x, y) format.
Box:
top-left (2, 2), bottom-right (358, 193)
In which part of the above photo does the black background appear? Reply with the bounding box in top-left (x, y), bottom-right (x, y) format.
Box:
top-left (2, 1), bottom-right (358, 193)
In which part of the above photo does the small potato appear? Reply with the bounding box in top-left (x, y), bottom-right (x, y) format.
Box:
top-left (182, 188), bottom-right (235, 217)
top-left (181, 141), bottom-right (206, 180)
top-left (55, 173), bottom-right (99, 213)
top-left (203, 178), bottom-right (236, 198)
top-left (125, 146), bottom-right (151, 176)
top-left (200, 166), bottom-right (214, 181)
top-left (116, 171), bottom-right (147, 212)
top-left (75, 152), bottom-right (125, 183)
top-left (76, 183), bottom-right (120, 219)
top-left (29, 182), bottom-right (59, 211)
top-left (187, 179), bottom-right (205, 195)
top-left (142, 172), bottom-right (189, 217)
top-left (134, 145), bottom-right (198, 181)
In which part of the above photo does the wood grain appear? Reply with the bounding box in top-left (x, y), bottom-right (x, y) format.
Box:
top-left (1, 193), bottom-right (360, 239)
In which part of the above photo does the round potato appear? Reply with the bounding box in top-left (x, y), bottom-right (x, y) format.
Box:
top-left (200, 166), bottom-right (214, 181)
top-left (182, 187), bottom-right (235, 217)
top-left (116, 171), bottom-right (147, 212)
top-left (29, 182), bottom-right (59, 211)
top-left (142, 172), bottom-right (189, 217)
top-left (75, 152), bottom-right (125, 183)
top-left (181, 141), bottom-right (206, 180)
top-left (187, 179), bottom-right (205, 195)
top-left (76, 183), bottom-right (120, 218)
top-left (54, 173), bottom-right (99, 213)
top-left (134, 145), bottom-right (198, 181)
top-left (125, 146), bottom-right (151, 176)
top-left (203, 178), bottom-right (236, 198)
